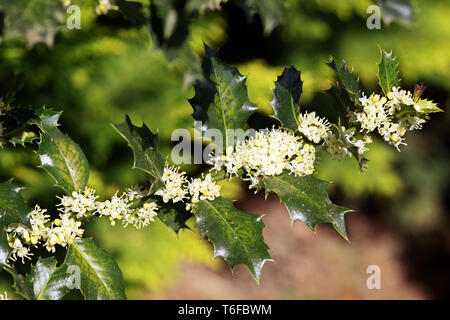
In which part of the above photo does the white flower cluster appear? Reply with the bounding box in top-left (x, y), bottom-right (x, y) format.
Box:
top-left (296, 111), bottom-right (366, 159)
top-left (6, 186), bottom-right (159, 264)
top-left (123, 202), bottom-right (158, 229)
top-left (92, 186), bottom-right (159, 228)
top-left (186, 174), bottom-right (221, 210)
top-left (7, 205), bottom-right (84, 262)
top-left (155, 165), bottom-right (188, 203)
top-left (352, 88), bottom-right (429, 150)
top-left (209, 128), bottom-right (316, 190)
top-left (154, 165), bottom-right (221, 211)
top-left (298, 112), bottom-right (331, 144)
top-left (58, 188), bottom-right (97, 219)
top-left (0, 292), bottom-right (7, 300)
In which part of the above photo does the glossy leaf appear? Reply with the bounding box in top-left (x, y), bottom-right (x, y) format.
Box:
top-left (4, 267), bottom-right (34, 300)
top-left (33, 109), bottom-right (89, 194)
top-left (27, 257), bottom-right (71, 300)
top-left (327, 57), bottom-right (361, 106)
top-left (156, 200), bottom-right (192, 234)
top-left (112, 115), bottom-right (165, 189)
top-left (270, 66), bottom-right (303, 131)
top-left (0, 0), bottom-right (65, 48)
top-left (0, 181), bottom-right (31, 267)
top-left (64, 239), bottom-right (126, 300)
top-left (262, 172), bottom-right (352, 239)
top-left (189, 44), bottom-right (257, 151)
top-left (193, 197), bottom-right (271, 282)
top-left (377, 48), bottom-right (400, 95)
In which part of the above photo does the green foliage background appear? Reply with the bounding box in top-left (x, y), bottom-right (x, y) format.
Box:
top-left (0, 0), bottom-right (449, 298)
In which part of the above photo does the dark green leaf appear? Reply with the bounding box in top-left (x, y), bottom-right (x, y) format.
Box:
top-left (0, 0), bottom-right (66, 48)
top-left (262, 172), bottom-right (352, 239)
top-left (28, 257), bottom-right (71, 300)
top-left (156, 200), bottom-right (192, 234)
top-left (324, 85), bottom-right (352, 128)
top-left (0, 181), bottom-right (31, 267)
top-left (3, 267), bottom-right (34, 300)
top-left (327, 57), bottom-right (361, 106)
top-left (64, 239), bottom-right (126, 300)
top-left (270, 66), bottom-right (303, 131)
top-left (377, 48), bottom-right (400, 95)
top-left (33, 108), bottom-right (89, 194)
top-left (189, 44), bottom-right (257, 151)
top-left (193, 197), bottom-right (271, 282)
top-left (112, 115), bottom-right (165, 189)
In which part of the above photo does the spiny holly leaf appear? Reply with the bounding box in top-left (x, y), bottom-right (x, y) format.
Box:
top-left (376, 0), bottom-right (414, 26)
top-left (64, 239), bottom-right (126, 300)
top-left (3, 267), bottom-right (34, 300)
top-left (327, 57), bottom-right (361, 106)
top-left (112, 115), bottom-right (165, 190)
top-left (246, 0), bottom-right (283, 35)
top-left (414, 99), bottom-right (443, 114)
top-left (262, 172), bottom-right (352, 239)
top-left (0, 0), bottom-right (66, 48)
top-left (0, 180), bottom-right (31, 267)
top-left (189, 44), bottom-right (257, 151)
top-left (377, 48), bottom-right (400, 95)
top-left (27, 257), bottom-right (71, 300)
top-left (193, 197), bottom-right (271, 282)
top-left (32, 108), bottom-right (89, 194)
top-left (7, 131), bottom-right (38, 147)
top-left (270, 66), bottom-right (303, 131)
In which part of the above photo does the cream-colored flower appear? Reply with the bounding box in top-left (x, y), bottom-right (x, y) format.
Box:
top-left (155, 164), bottom-right (188, 203)
top-left (289, 144), bottom-right (316, 176)
top-left (96, 192), bottom-right (130, 225)
top-left (8, 238), bottom-right (32, 263)
top-left (356, 93), bottom-right (388, 132)
top-left (58, 187), bottom-right (98, 219)
top-left (186, 173), bottom-right (221, 210)
top-left (298, 112), bottom-right (331, 143)
top-left (123, 202), bottom-right (158, 229)
top-left (386, 87), bottom-right (415, 115)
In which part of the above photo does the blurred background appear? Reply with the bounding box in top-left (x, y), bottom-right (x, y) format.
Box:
top-left (0, 0), bottom-right (449, 299)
